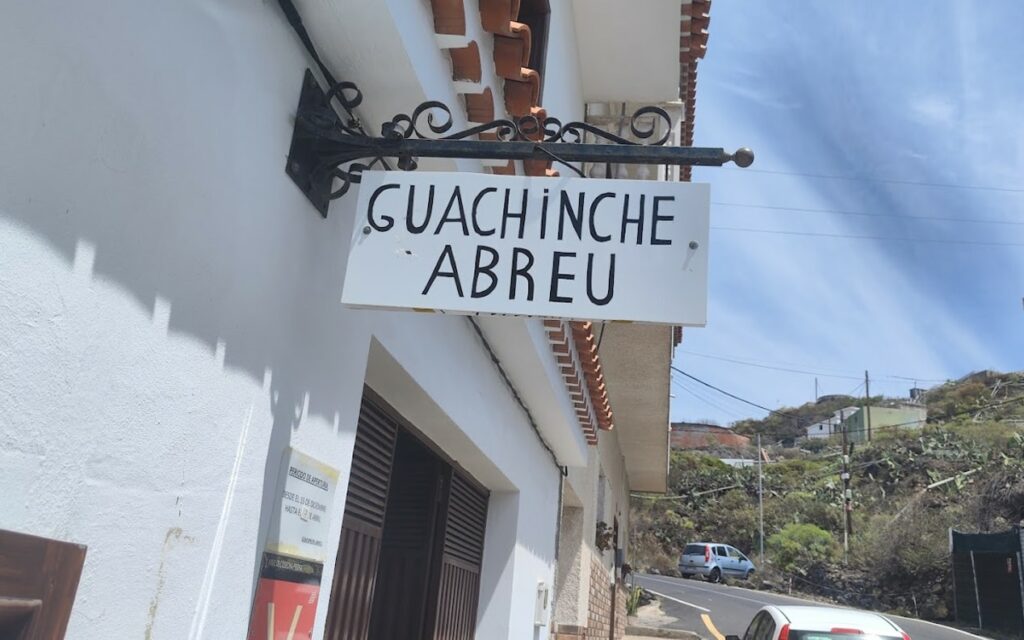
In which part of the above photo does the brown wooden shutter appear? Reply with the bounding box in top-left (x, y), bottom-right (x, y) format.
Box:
top-left (429, 470), bottom-right (489, 640)
top-left (325, 397), bottom-right (398, 640)
top-left (368, 434), bottom-right (443, 639)
top-left (0, 529), bottom-right (87, 640)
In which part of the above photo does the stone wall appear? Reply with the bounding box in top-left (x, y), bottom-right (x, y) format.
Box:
top-left (585, 555), bottom-right (627, 640)
top-left (587, 554), bottom-right (611, 639)
top-left (614, 577), bottom-right (627, 640)
top-left (553, 553), bottom-right (627, 640)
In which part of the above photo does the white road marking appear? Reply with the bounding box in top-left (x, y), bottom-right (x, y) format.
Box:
top-left (889, 615), bottom-right (993, 640)
top-left (642, 575), bottom-right (778, 607)
top-left (642, 587), bottom-right (711, 613)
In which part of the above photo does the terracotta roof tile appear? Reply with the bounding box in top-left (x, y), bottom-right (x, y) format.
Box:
top-left (465, 87), bottom-right (495, 123)
top-left (683, 1), bottom-right (710, 18)
top-left (430, 0), bottom-right (466, 35)
top-left (479, 0), bottom-right (521, 35)
top-left (545, 320), bottom-right (602, 444)
top-left (493, 22), bottom-right (532, 79)
top-left (503, 68), bottom-right (541, 117)
top-left (490, 161), bottom-right (516, 175)
top-left (449, 41), bottom-right (482, 82)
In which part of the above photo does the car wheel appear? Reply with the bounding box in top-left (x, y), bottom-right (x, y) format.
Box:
top-left (708, 568), bottom-right (722, 584)
top-left (744, 569), bottom-right (754, 580)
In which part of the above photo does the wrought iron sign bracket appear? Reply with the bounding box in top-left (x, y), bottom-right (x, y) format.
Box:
top-left (286, 70), bottom-right (754, 217)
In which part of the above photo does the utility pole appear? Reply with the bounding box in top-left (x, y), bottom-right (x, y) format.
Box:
top-left (757, 433), bottom-right (765, 569)
top-left (840, 410), bottom-right (851, 564)
top-left (864, 370), bottom-right (872, 442)
top-left (815, 377), bottom-right (819, 402)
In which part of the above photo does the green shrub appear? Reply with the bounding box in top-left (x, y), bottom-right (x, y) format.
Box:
top-left (767, 523), bottom-right (839, 574)
top-left (626, 586), bottom-right (644, 616)
top-left (802, 438), bottom-right (831, 453)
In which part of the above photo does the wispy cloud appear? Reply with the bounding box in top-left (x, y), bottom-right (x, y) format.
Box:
top-left (909, 95), bottom-right (957, 128)
top-left (672, 1), bottom-right (1024, 424)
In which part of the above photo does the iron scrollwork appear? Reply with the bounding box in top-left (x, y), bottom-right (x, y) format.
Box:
top-left (286, 70), bottom-right (752, 217)
top-left (381, 101), bottom-right (674, 147)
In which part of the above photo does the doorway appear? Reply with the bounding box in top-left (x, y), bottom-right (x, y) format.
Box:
top-left (325, 390), bottom-right (489, 640)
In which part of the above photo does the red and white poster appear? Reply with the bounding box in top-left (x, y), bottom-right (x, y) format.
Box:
top-left (247, 553), bottom-right (323, 640)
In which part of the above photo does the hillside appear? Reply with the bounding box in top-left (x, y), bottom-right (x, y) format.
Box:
top-left (730, 371), bottom-right (1024, 443)
top-left (731, 393), bottom-right (869, 443)
top-left (632, 370), bottom-right (1024, 620)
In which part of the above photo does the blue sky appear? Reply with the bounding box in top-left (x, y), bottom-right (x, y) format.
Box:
top-left (670, 1), bottom-right (1024, 425)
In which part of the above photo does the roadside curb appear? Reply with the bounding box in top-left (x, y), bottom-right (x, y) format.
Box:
top-left (625, 625), bottom-right (704, 639)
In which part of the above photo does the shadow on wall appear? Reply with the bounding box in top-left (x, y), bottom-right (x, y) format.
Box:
top-left (0, 3), bottom-right (366, 432)
top-left (0, 0), bottom-right (375, 574)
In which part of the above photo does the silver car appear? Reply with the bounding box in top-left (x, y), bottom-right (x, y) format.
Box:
top-left (678, 542), bottom-right (756, 582)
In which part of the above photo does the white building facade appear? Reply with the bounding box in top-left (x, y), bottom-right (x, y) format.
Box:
top-left (0, 0), bottom-right (707, 638)
top-left (805, 406), bottom-right (861, 440)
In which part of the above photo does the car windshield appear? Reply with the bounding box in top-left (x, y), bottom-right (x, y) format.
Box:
top-left (791, 633), bottom-right (901, 640)
top-left (683, 544), bottom-right (705, 555)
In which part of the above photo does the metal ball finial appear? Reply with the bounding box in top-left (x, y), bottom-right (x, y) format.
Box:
top-left (731, 147), bottom-right (755, 168)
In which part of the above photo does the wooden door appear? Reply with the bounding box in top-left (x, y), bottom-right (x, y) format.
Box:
top-left (428, 470), bottom-right (489, 640)
top-left (324, 397), bottom-right (398, 640)
top-left (367, 432), bottom-right (443, 639)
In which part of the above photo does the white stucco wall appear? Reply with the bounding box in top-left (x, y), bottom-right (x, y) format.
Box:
top-left (0, 1), bottom-right (583, 638)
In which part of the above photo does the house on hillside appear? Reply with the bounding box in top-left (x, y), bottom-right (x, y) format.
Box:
top-left (843, 404), bottom-right (928, 442)
top-left (805, 407), bottom-right (861, 440)
top-left (0, 1), bottom-right (714, 639)
top-left (671, 422), bottom-right (751, 450)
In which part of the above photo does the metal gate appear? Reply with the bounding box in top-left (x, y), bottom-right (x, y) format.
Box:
top-left (951, 527), bottom-right (1024, 637)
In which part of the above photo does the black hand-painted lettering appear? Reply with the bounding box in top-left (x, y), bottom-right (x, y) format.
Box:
top-left (650, 195), bottom-right (674, 245)
top-left (367, 183), bottom-right (400, 231)
top-left (471, 245), bottom-right (499, 298)
top-left (422, 245), bottom-right (464, 297)
top-left (549, 251), bottom-right (575, 303)
top-left (510, 247), bottom-right (535, 301)
top-left (586, 253), bottom-right (615, 305)
top-left (471, 187), bottom-right (497, 236)
top-left (434, 186), bottom-right (470, 235)
top-left (501, 188), bottom-right (528, 239)
top-left (588, 192), bottom-right (614, 242)
top-left (539, 189), bottom-right (550, 240)
top-left (406, 184), bottom-right (434, 234)
top-left (558, 191), bottom-right (585, 241)
top-left (620, 193), bottom-right (645, 244)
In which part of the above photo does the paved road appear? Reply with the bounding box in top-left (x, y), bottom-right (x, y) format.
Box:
top-left (635, 574), bottom-right (987, 640)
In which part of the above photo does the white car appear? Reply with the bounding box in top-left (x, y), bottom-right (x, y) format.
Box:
top-left (726, 606), bottom-right (911, 640)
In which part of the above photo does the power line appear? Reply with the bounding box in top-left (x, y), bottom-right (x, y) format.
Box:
top-left (723, 167), bottom-right (1024, 194)
top-left (676, 350), bottom-right (948, 384)
top-left (678, 350), bottom-right (862, 380)
top-left (712, 201), bottom-right (1024, 227)
top-left (671, 367), bottom-right (801, 420)
top-left (672, 379), bottom-right (748, 419)
top-left (673, 381), bottom-right (748, 420)
top-left (711, 225), bottom-right (1024, 248)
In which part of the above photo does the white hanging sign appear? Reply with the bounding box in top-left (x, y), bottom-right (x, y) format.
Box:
top-left (341, 171), bottom-right (710, 326)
